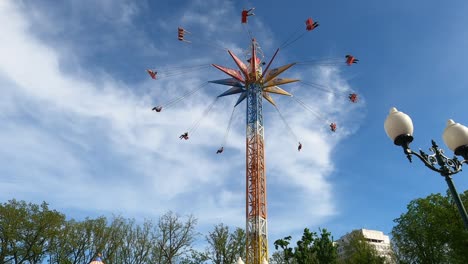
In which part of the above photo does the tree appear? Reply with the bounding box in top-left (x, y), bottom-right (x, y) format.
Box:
top-left (272, 228), bottom-right (337, 264)
top-left (155, 211), bottom-right (198, 264)
top-left (228, 227), bottom-right (246, 263)
top-left (444, 190), bottom-right (468, 264)
top-left (0, 200), bottom-right (205, 264)
top-left (273, 235), bottom-right (295, 264)
top-left (0, 200), bottom-right (65, 264)
top-left (48, 216), bottom-right (109, 264)
top-left (116, 218), bottom-right (156, 264)
top-left (313, 229), bottom-right (337, 264)
top-left (392, 191), bottom-right (468, 264)
top-left (270, 251), bottom-right (290, 264)
top-left (205, 223), bottom-right (229, 264)
top-left (205, 224), bottom-right (245, 264)
top-left (102, 216), bottom-right (127, 264)
top-left (179, 249), bottom-right (209, 264)
top-left (294, 228), bottom-right (316, 264)
top-left (0, 199), bottom-right (27, 263)
top-left (339, 231), bottom-right (385, 264)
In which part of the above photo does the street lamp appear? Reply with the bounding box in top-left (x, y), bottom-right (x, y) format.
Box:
top-left (384, 107), bottom-right (468, 230)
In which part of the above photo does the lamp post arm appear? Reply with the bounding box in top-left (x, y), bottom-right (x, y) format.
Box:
top-left (405, 148), bottom-right (448, 175)
top-left (403, 140), bottom-right (464, 177)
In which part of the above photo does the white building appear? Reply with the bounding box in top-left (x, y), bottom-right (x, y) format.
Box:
top-left (335, 229), bottom-right (394, 263)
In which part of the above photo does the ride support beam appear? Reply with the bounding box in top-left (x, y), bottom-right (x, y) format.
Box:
top-left (245, 82), bottom-right (268, 264)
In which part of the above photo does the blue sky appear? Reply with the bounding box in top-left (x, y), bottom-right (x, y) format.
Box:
top-left (1, 0), bottom-right (468, 250)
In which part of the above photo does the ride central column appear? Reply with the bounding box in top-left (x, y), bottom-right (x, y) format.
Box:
top-left (245, 81), bottom-right (268, 264)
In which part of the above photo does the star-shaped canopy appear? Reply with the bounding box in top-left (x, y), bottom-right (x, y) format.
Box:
top-left (210, 43), bottom-right (298, 107)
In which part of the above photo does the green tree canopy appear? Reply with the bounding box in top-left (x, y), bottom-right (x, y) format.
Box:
top-left (392, 191), bottom-right (468, 264)
top-left (204, 223), bottom-right (245, 264)
top-left (0, 199), bottom-right (65, 264)
top-left (338, 231), bottom-right (386, 264)
top-left (156, 211), bottom-right (198, 264)
top-left (0, 200), bottom-right (200, 264)
top-left (313, 229), bottom-right (337, 264)
top-left (271, 228), bottom-right (337, 264)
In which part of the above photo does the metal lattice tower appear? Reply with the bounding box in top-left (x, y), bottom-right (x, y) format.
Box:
top-left (210, 39), bottom-right (298, 264)
top-left (245, 80), bottom-right (268, 263)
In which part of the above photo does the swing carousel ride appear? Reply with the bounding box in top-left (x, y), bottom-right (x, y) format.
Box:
top-left (148, 8), bottom-right (360, 264)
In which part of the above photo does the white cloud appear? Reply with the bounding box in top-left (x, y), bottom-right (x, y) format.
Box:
top-left (0, 0), bottom-right (364, 242)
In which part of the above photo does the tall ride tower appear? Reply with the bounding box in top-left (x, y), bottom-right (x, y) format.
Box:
top-left (211, 40), bottom-right (298, 264)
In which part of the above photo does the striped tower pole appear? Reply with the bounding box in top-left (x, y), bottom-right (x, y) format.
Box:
top-left (245, 41), bottom-right (268, 264)
top-left (211, 39), bottom-right (297, 264)
top-left (245, 80), bottom-right (268, 264)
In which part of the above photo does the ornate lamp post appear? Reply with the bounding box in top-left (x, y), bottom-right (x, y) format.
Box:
top-left (384, 107), bottom-right (468, 230)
